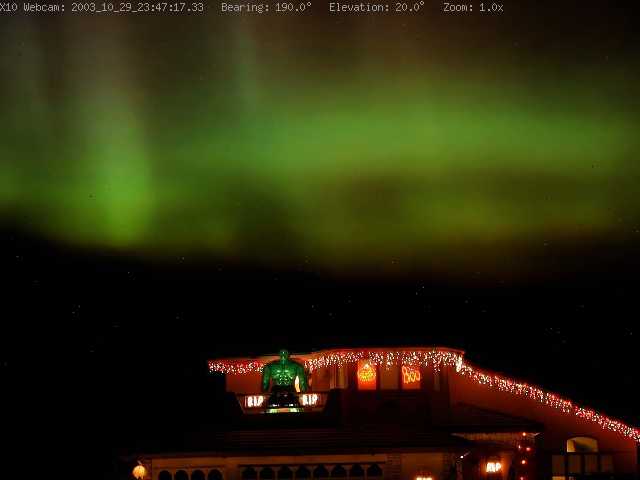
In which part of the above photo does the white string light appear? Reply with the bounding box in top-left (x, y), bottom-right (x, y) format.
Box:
top-left (208, 347), bottom-right (640, 443)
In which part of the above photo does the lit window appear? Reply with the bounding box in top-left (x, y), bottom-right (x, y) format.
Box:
top-left (556, 439), bottom-right (612, 478)
top-left (486, 461), bottom-right (502, 474)
top-left (566, 437), bottom-right (598, 453)
top-left (357, 360), bottom-right (377, 390)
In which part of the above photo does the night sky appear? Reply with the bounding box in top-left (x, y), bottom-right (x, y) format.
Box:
top-left (3, 230), bottom-right (640, 478)
top-left (1, 1), bottom-right (639, 479)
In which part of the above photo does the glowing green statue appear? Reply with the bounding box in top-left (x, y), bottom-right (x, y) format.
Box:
top-left (262, 349), bottom-right (308, 392)
top-left (261, 349), bottom-right (308, 412)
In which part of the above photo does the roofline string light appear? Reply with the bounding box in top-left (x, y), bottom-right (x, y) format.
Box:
top-left (455, 362), bottom-right (640, 443)
top-left (209, 348), bottom-right (463, 375)
top-left (208, 348), bottom-right (640, 443)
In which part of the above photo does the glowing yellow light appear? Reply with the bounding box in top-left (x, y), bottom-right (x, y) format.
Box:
top-left (486, 462), bottom-right (502, 473)
top-left (521, 460), bottom-right (527, 465)
top-left (132, 464), bottom-right (147, 480)
top-left (415, 475), bottom-right (433, 480)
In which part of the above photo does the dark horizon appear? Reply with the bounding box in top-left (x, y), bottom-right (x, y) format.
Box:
top-left (3, 227), bottom-right (640, 480)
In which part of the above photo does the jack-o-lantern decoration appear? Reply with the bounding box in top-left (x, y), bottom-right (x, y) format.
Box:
top-left (357, 360), bottom-right (377, 389)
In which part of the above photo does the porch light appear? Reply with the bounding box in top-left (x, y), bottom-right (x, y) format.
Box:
top-left (133, 463), bottom-right (147, 480)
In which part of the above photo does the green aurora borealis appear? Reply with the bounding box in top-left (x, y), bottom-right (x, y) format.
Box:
top-left (1, 5), bottom-right (639, 272)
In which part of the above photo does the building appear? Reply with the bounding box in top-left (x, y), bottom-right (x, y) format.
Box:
top-left (128, 347), bottom-right (639, 480)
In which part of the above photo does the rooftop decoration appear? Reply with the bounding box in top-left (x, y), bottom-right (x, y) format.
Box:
top-left (261, 349), bottom-right (308, 392)
top-left (209, 347), bottom-right (640, 443)
top-left (357, 360), bottom-right (377, 390)
top-left (209, 347), bottom-right (463, 375)
top-left (261, 349), bottom-right (308, 413)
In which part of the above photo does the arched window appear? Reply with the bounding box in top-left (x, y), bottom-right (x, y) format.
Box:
top-left (330, 466), bottom-right (346, 478)
top-left (261, 467), bottom-right (275, 480)
top-left (313, 466), bottom-right (329, 479)
top-left (349, 465), bottom-right (364, 479)
top-left (567, 437), bottom-right (599, 453)
top-left (176, 471), bottom-right (189, 480)
top-left (192, 471), bottom-right (205, 480)
top-left (208, 470), bottom-right (223, 480)
top-left (159, 471), bottom-right (172, 480)
top-left (553, 436), bottom-right (609, 480)
top-left (242, 468), bottom-right (258, 480)
top-left (296, 466), bottom-right (311, 479)
top-left (278, 467), bottom-right (293, 480)
top-left (367, 465), bottom-right (383, 478)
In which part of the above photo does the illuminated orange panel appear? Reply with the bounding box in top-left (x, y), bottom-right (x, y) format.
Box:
top-left (401, 365), bottom-right (421, 389)
top-left (357, 360), bottom-right (377, 390)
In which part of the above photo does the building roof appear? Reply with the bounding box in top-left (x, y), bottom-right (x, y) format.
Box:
top-left (209, 347), bottom-right (464, 376)
top-left (140, 427), bottom-right (473, 458)
top-left (209, 346), bottom-right (640, 443)
top-left (448, 403), bottom-right (543, 433)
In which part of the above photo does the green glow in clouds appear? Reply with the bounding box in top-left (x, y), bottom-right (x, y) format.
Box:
top-left (1, 14), bottom-right (638, 271)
